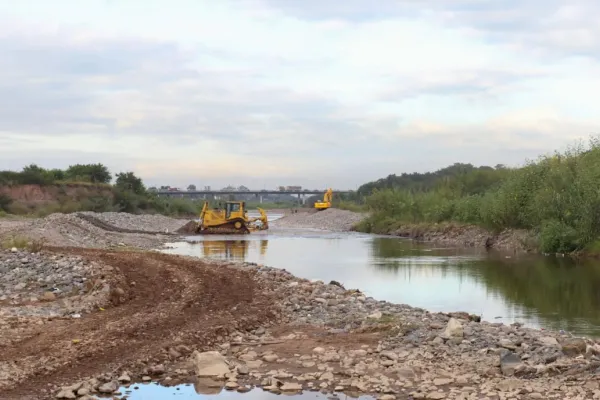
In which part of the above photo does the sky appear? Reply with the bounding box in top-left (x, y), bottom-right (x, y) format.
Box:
top-left (1, 0), bottom-right (599, 190)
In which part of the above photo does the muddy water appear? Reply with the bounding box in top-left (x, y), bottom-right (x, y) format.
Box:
top-left (102, 384), bottom-right (373, 399)
top-left (162, 222), bottom-right (600, 338)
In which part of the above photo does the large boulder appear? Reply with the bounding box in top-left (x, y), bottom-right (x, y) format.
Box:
top-left (192, 351), bottom-right (231, 378)
top-left (442, 318), bottom-right (464, 339)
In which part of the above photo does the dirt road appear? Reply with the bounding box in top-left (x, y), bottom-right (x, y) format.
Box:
top-left (0, 249), bottom-right (279, 399)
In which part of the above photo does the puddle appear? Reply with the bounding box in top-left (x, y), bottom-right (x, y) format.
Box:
top-left (94, 383), bottom-right (374, 399)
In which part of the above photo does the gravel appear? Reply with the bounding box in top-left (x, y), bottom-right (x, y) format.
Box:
top-left (77, 211), bottom-right (188, 233)
top-left (271, 208), bottom-right (365, 231)
top-left (0, 249), bottom-right (115, 329)
top-left (1, 212), bottom-right (189, 250)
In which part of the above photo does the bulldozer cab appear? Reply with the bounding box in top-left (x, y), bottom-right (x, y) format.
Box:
top-left (225, 201), bottom-right (245, 219)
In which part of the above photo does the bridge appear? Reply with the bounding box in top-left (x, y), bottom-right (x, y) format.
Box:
top-left (155, 189), bottom-right (353, 204)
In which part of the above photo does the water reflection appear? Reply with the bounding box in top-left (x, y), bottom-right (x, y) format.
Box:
top-left (98, 383), bottom-right (373, 399)
top-left (163, 232), bottom-right (600, 337)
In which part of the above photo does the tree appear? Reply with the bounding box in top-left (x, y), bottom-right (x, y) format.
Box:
top-left (187, 184), bottom-right (197, 191)
top-left (20, 164), bottom-right (54, 185)
top-left (115, 172), bottom-right (146, 195)
top-left (65, 163), bottom-right (112, 183)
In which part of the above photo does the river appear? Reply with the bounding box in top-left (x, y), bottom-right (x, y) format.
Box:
top-left (161, 213), bottom-right (600, 339)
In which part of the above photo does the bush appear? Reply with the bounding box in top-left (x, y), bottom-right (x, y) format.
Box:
top-left (0, 194), bottom-right (12, 212)
top-left (356, 136), bottom-right (600, 254)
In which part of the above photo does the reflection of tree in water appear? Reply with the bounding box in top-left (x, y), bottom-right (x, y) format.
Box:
top-left (370, 237), bottom-right (600, 335)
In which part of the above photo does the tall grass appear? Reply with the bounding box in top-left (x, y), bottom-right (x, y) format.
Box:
top-left (357, 137), bottom-right (600, 254)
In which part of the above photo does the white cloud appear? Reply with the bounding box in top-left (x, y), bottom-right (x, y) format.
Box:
top-left (0, 0), bottom-right (599, 189)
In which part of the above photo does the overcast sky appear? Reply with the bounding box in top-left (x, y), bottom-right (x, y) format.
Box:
top-left (1, 0), bottom-right (599, 190)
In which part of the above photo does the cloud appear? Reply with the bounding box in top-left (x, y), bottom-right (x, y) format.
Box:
top-left (0, 0), bottom-right (599, 189)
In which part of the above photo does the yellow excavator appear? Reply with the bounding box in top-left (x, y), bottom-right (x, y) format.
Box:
top-left (194, 200), bottom-right (269, 234)
top-left (314, 188), bottom-right (333, 210)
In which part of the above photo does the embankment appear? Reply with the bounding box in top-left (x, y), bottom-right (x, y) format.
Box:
top-left (0, 184), bottom-right (114, 215)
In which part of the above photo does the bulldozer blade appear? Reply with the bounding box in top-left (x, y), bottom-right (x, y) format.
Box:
top-left (176, 220), bottom-right (200, 234)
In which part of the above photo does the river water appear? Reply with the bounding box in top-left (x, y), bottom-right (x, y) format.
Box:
top-left (161, 213), bottom-right (600, 338)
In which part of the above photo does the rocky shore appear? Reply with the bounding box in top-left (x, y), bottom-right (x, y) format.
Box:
top-left (0, 248), bottom-right (597, 400)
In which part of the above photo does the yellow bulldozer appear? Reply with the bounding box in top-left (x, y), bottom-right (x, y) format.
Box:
top-left (187, 200), bottom-right (269, 234)
top-left (314, 188), bottom-right (333, 211)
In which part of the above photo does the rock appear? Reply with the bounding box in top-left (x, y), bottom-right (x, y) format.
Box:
top-left (380, 351), bottom-right (398, 361)
top-left (237, 365), bottom-right (249, 375)
top-left (225, 381), bottom-right (239, 390)
top-left (192, 351), bottom-right (231, 377)
top-left (426, 392), bottom-right (446, 399)
top-left (499, 338), bottom-right (516, 350)
top-left (56, 389), bottom-right (76, 399)
top-left (539, 336), bottom-right (560, 347)
top-left (263, 354), bottom-right (278, 362)
top-left (313, 347), bottom-right (326, 354)
top-left (240, 351), bottom-right (257, 361)
top-left (281, 382), bottom-right (303, 392)
top-left (368, 311), bottom-right (383, 320)
top-left (433, 378), bottom-right (453, 386)
top-left (500, 351), bottom-right (522, 376)
top-left (117, 373), bottom-right (131, 383)
top-left (97, 381), bottom-right (118, 394)
top-left (380, 395), bottom-right (396, 400)
top-left (41, 291), bottom-right (56, 301)
top-left (149, 364), bottom-right (165, 375)
top-left (442, 318), bottom-right (463, 338)
top-left (562, 338), bottom-right (586, 356)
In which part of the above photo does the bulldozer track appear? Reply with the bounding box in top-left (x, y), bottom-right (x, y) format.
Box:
top-left (195, 218), bottom-right (251, 235)
top-left (75, 213), bottom-right (179, 236)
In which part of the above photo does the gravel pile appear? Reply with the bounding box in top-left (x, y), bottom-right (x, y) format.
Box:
top-left (0, 249), bottom-right (113, 319)
top-left (78, 211), bottom-right (188, 233)
top-left (271, 208), bottom-right (365, 231)
top-left (3, 213), bottom-right (181, 249)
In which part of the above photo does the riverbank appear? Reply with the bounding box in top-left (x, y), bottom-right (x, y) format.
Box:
top-left (273, 208), bottom-right (538, 253)
top-left (1, 247), bottom-right (599, 400)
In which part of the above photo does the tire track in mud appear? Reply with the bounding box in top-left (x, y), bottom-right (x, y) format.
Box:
top-left (0, 248), bottom-right (280, 399)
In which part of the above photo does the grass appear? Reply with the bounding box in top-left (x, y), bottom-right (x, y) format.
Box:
top-left (354, 136), bottom-right (600, 255)
top-left (1, 235), bottom-right (46, 252)
top-left (335, 200), bottom-right (367, 213)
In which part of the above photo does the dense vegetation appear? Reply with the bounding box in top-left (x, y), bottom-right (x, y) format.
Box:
top-left (354, 137), bottom-right (600, 254)
top-left (0, 164), bottom-right (201, 217)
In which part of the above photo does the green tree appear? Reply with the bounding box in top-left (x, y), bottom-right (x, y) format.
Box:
top-left (65, 163), bottom-right (112, 183)
top-left (20, 164), bottom-right (54, 185)
top-left (115, 171), bottom-right (146, 195)
top-left (187, 184), bottom-right (197, 191)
